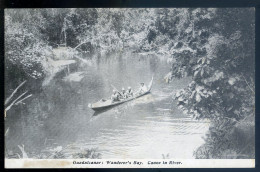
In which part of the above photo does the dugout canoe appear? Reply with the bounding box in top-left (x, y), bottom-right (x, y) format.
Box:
top-left (88, 77), bottom-right (154, 111)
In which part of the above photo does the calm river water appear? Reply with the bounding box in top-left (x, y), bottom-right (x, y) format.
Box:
top-left (6, 52), bottom-right (209, 159)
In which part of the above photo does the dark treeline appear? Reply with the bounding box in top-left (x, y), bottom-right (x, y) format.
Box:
top-left (5, 8), bottom-right (255, 159)
top-left (171, 9), bottom-right (255, 159)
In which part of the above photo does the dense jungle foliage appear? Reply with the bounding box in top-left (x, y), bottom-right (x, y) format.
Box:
top-left (5, 8), bottom-right (255, 159)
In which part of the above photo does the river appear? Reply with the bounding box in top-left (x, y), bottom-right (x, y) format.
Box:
top-left (5, 52), bottom-right (209, 159)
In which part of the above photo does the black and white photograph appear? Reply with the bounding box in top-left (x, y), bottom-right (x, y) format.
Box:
top-left (4, 8), bottom-right (255, 168)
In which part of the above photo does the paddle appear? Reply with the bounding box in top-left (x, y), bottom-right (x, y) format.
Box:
top-left (111, 84), bottom-right (123, 96)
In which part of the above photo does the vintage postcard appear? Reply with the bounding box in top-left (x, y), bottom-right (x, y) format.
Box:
top-left (4, 8), bottom-right (255, 168)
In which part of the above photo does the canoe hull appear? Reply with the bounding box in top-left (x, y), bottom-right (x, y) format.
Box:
top-left (89, 77), bottom-right (153, 111)
top-left (90, 91), bottom-right (151, 111)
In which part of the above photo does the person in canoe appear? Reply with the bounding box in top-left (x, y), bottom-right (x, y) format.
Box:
top-left (111, 89), bottom-right (120, 102)
top-left (127, 86), bottom-right (134, 98)
top-left (138, 82), bottom-right (148, 94)
top-left (119, 87), bottom-right (127, 100)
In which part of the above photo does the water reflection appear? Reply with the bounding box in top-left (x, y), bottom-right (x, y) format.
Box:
top-left (5, 52), bottom-right (209, 159)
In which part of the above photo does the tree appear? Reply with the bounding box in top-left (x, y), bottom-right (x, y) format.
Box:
top-left (172, 8), bottom-right (255, 158)
top-left (5, 9), bottom-right (52, 81)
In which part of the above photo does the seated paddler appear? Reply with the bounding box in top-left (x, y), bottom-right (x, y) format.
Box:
top-left (111, 89), bottom-right (120, 102)
top-left (127, 86), bottom-right (134, 98)
top-left (138, 82), bottom-right (148, 94)
top-left (119, 87), bottom-right (127, 99)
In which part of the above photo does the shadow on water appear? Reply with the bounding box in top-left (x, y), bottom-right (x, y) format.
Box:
top-left (91, 106), bottom-right (115, 117)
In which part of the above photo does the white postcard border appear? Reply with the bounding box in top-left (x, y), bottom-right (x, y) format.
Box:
top-left (5, 159), bottom-right (255, 168)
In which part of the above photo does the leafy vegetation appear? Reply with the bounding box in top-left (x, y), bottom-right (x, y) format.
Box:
top-left (5, 145), bottom-right (101, 159)
top-left (171, 9), bottom-right (255, 158)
